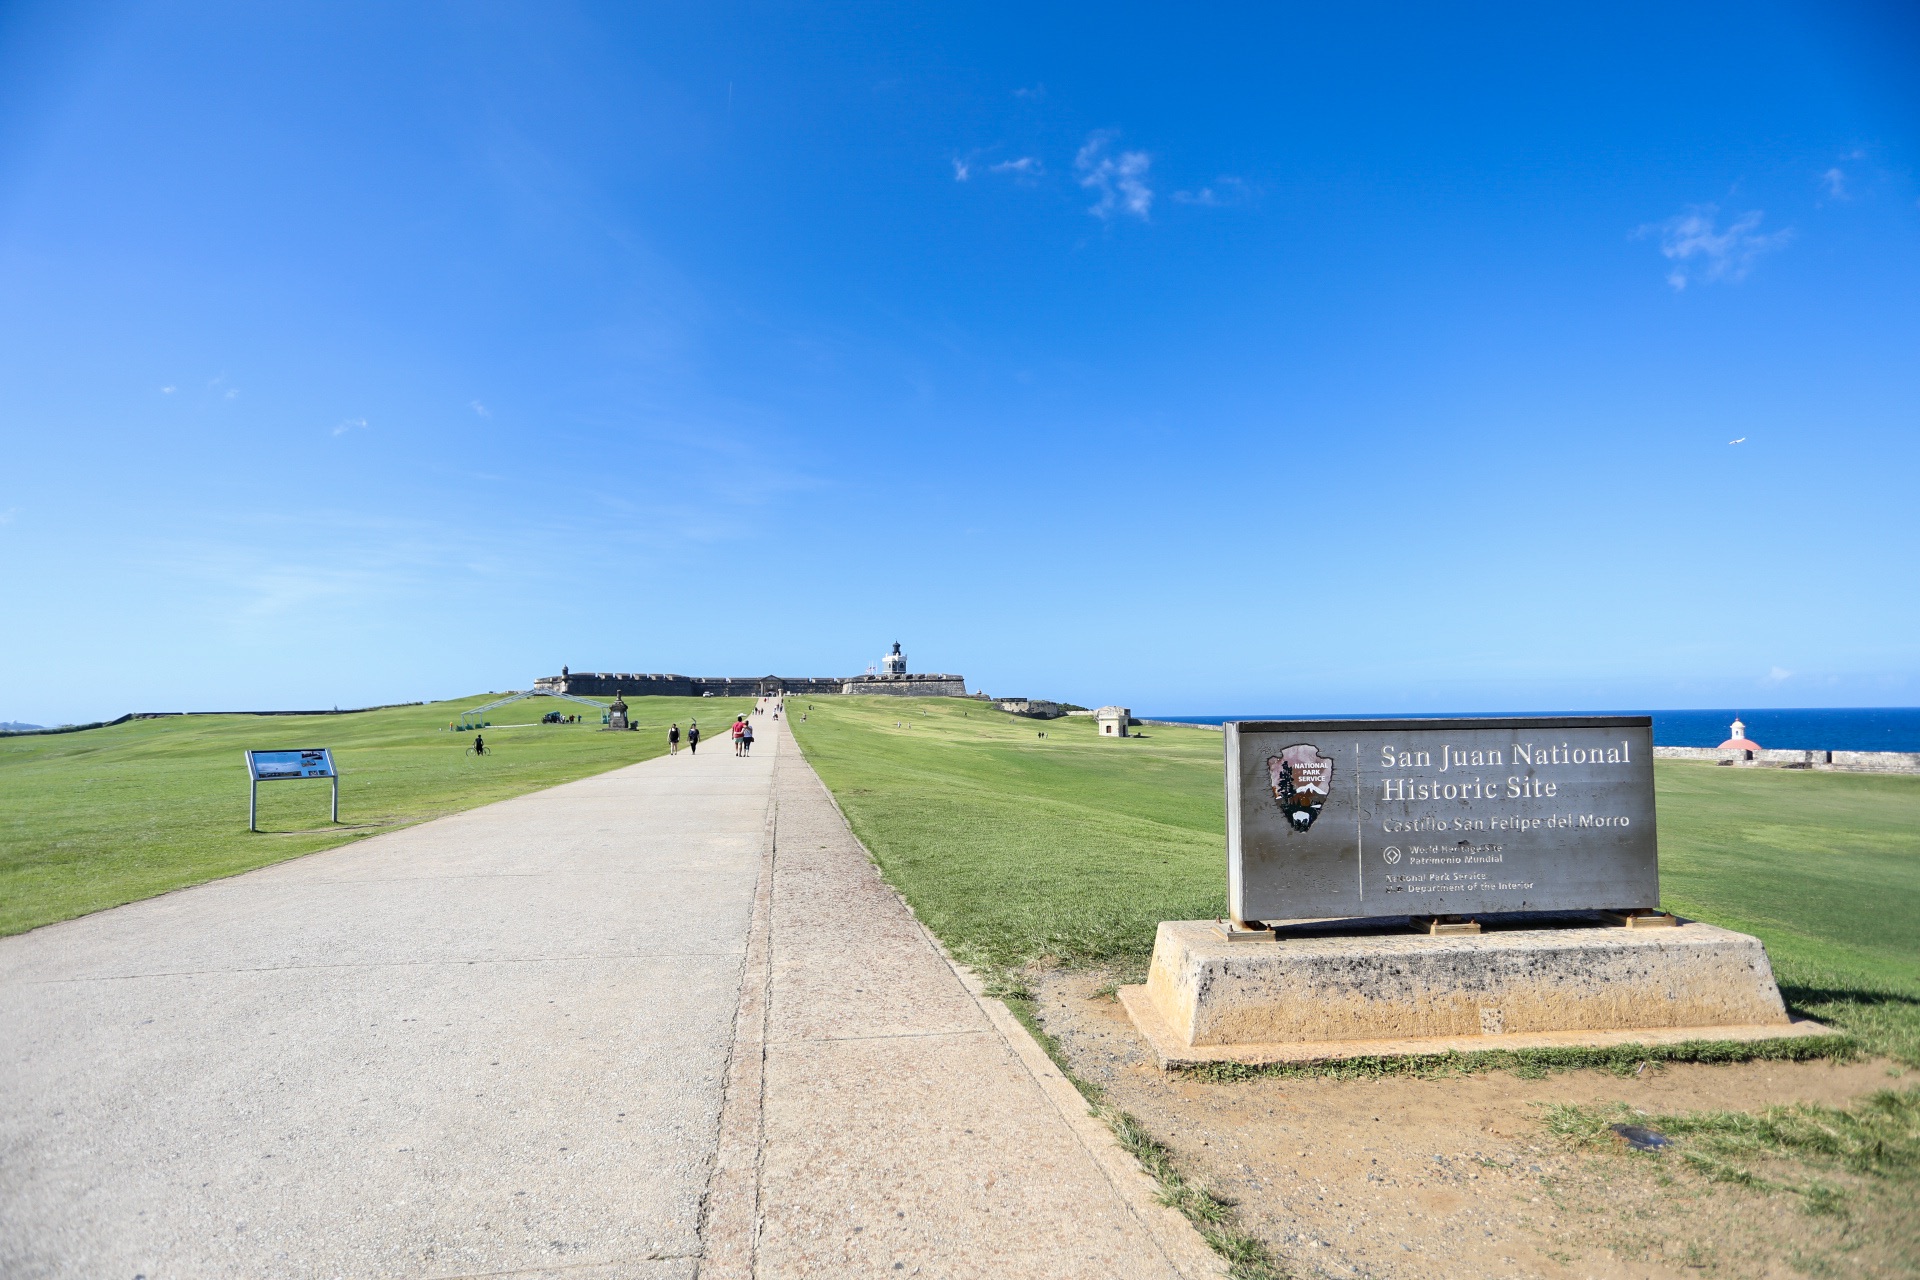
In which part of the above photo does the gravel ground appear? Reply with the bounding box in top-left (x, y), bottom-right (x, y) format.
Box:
top-left (1033, 967), bottom-right (1916, 1280)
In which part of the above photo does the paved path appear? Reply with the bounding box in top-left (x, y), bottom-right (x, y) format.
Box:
top-left (1, 730), bottom-right (770, 1279)
top-left (699, 717), bottom-right (1213, 1279)
top-left (2, 709), bottom-right (1213, 1278)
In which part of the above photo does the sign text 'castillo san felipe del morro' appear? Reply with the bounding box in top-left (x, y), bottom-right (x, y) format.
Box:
top-left (1226, 716), bottom-right (1657, 925)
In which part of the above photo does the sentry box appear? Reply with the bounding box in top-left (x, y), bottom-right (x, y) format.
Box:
top-left (1225, 717), bottom-right (1657, 927)
top-left (244, 748), bottom-right (339, 832)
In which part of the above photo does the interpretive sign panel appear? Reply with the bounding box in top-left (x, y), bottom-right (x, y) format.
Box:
top-left (245, 748), bottom-right (336, 780)
top-left (244, 748), bottom-right (339, 830)
top-left (1226, 717), bottom-right (1656, 924)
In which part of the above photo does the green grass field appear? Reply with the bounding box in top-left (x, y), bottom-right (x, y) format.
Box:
top-left (0, 693), bottom-right (750, 936)
top-left (790, 696), bottom-right (1226, 968)
top-left (790, 697), bottom-right (1920, 1063)
top-left (1656, 764), bottom-right (1920, 987)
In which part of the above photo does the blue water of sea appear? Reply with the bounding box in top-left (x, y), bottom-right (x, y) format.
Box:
top-left (1149, 708), bottom-right (1920, 753)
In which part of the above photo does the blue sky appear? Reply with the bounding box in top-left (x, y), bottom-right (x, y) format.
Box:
top-left (2, 2), bottom-right (1917, 724)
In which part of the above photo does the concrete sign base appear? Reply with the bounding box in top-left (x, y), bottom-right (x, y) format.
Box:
top-left (1122, 919), bottom-right (1835, 1068)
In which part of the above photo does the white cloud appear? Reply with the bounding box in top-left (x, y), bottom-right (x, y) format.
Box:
top-left (988, 156), bottom-right (1042, 178)
top-left (1173, 176), bottom-right (1251, 207)
top-left (951, 157), bottom-right (971, 182)
top-left (1821, 167), bottom-right (1848, 200)
top-left (1075, 133), bottom-right (1152, 221)
top-left (1641, 204), bottom-right (1792, 290)
top-left (160, 385), bottom-right (176, 395)
top-left (1763, 666), bottom-right (1793, 684)
top-left (332, 417), bottom-right (368, 437)
top-left (470, 400), bottom-right (490, 417)
top-left (1013, 84), bottom-right (1045, 100)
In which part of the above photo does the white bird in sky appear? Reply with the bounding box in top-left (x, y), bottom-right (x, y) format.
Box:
top-left (1728, 437), bottom-right (1746, 444)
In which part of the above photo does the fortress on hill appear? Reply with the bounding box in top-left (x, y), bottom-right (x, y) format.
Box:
top-left (534, 641), bottom-right (967, 700)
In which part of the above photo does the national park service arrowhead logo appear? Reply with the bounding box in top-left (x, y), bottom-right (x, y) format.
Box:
top-left (1268, 744), bottom-right (1333, 832)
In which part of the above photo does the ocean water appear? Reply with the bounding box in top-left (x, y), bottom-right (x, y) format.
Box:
top-left (1149, 708), bottom-right (1920, 753)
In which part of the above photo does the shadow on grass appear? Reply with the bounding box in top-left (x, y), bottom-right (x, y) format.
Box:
top-left (1782, 985), bottom-right (1920, 1011)
top-left (1780, 982), bottom-right (1920, 1067)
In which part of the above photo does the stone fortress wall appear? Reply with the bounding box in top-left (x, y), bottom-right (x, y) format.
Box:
top-left (1649, 713), bottom-right (1920, 774)
top-left (535, 671), bottom-right (968, 698)
top-left (1653, 745), bottom-right (1920, 774)
top-left (535, 642), bottom-right (965, 700)
top-left (847, 673), bottom-right (968, 697)
top-left (535, 672), bottom-right (847, 698)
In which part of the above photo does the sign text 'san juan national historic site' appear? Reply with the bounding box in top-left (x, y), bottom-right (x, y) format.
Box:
top-left (1226, 717), bottom-right (1657, 923)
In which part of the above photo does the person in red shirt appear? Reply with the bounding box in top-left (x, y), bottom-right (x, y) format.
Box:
top-left (731, 715), bottom-right (746, 756)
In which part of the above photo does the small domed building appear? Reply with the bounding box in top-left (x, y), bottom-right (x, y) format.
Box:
top-left (1719, 716), bottom-right (1762, 761)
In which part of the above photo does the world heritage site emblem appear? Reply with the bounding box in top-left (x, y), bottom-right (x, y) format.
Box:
top-left (1268, 744), bottom-right (1333, 833)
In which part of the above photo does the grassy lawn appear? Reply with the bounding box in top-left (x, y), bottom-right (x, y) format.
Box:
top-left (1657, 761), bottom-right (1920, 1065)
top-left (1658, 764), bottom-right (1920, 988)
top-left (0, 693), bottom-right (750, 936)
top-left (790, 696), bottom-right (1227, 969)
top-left (790, 696), bottom-right (1920, 1063)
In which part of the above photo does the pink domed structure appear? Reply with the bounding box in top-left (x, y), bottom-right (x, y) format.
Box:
top-left (1718, 717), bottom-right (1763, 752)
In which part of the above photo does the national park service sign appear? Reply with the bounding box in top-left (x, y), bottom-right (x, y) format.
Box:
top-left (1267, 744), bottom-right (1333, 832)
top-left (1225, 716), bottom-right (1658, 925)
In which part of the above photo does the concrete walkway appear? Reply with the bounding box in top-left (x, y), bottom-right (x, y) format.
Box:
top-left (1, 709), bottom-right (1213, 1278)
top-left (1, 731), bottom-right (771, 1279)
top-left (704, 717), bottom-right (1214, 1279)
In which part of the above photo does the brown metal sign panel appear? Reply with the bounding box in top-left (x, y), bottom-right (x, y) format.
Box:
top-left (1226, 717), bottom-right (1657, 924)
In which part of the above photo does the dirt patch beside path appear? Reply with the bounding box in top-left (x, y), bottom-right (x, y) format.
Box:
top-left (1034, 969), bottom-right (1917, 1280)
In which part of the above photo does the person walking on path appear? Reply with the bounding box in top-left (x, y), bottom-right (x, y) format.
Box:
top-left (668, 723), bottom-right (680, 755)
top-left (731, 715), bottom-right (746, 756)
top-left (741, 719), bottom-right (755, 756)
top-left (688, 721), bottom-right (700, 754)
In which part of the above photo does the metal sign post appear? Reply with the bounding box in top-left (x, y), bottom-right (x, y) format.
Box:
top-left (244, 748), bottom-right (340, 832)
